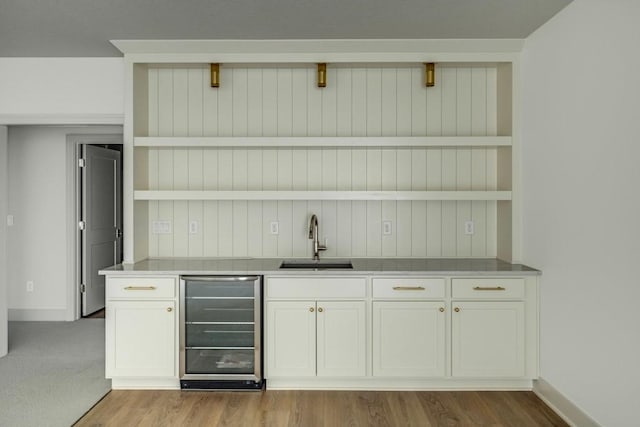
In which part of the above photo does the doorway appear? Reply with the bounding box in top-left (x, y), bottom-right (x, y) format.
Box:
top-left (71, 136), bottom-right (123, 318)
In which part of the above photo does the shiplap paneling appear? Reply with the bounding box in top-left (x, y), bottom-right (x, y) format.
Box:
top-left (144, 65), bottom-right (499, 258)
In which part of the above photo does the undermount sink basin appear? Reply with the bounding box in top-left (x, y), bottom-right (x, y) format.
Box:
top-left (279, 260), bottom-right (354, 270)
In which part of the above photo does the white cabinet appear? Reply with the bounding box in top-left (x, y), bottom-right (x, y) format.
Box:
top-left (266, 277), bottom-right (367, 379)
top-left (266, 301), bottom-right (316, 377)
top-left (105, 275), bottom-right (178, 383)
top-left (451, 301), bottom-right (525, 378)
top-left (266, 300), bottom-right (366, 378)
top-left (372, 301), bottom-right (445, 377)
top-left (316, 300), bottom-right (366, 377)
top-left (106, 300), bottom-right (176, 378)
top-left (371, 277), bottom-right (447, 377)
top-left (451, 278), bottom-right (528, 378)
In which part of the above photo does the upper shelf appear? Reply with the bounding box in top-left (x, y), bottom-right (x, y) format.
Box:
top-left (134, 136), bottom-right (511, 148)
top-left (134, 190), bottom-right (512, 201)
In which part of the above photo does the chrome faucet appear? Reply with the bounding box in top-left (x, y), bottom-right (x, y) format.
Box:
top-left (308, 214), bottom-right (327, 260)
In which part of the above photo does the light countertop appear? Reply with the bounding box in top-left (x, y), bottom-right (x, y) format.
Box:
top-left (100, 258), bottom-right (540, 276)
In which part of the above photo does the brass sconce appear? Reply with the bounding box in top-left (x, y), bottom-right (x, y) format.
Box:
top-left (317, 63), bottom-right (327, 88)
top-left (424, 63), bottom-right (435, 87)
top-left (210, 63), bottom-right (220, 88)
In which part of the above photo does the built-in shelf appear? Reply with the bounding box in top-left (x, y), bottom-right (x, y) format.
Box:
top-left (134, 136), bottom-right (511, 148)
top-left (134, 190), bottom-right (512, 201)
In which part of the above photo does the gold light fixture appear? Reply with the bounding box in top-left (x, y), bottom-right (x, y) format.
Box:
top-left (425, 62), bottom-right (435, 87)
top-left (317, 63), bottom-right (327, 88)
top-left (210, 63), bottom-right (220, 88)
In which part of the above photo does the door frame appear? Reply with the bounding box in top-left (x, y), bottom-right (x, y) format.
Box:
top-left (0, 126), bottom-right (8, 357)
top-left (66, 134), bottom-right (123, 320)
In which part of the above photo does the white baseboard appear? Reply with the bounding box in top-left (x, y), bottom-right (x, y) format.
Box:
top-left (8, 309), bottom-right (70, 321)
top-left (533, 378), bottom-right (600, 427)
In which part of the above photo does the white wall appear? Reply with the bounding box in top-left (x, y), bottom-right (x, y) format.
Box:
top-left (0, 58), bottom-right (124, 120)
top-left (0, 126), bottom-right (8, 356)
top-left (7, 126), bottom-right (122, 321)
top-left (522, 1), bottom-right (640, 426)
top-left (139, 65), bottom-right (503, 260)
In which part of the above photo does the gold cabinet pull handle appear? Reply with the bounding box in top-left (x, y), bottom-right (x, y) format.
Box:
top-left (393, 286), bottom-right (426, 291)
top-left (309, 307), bottom-right (314, 312)
top-left (439, 307), bottom-right (445, 313)
top-left (167, 307), bottom-right (173, 312)
top-left (318, 307), bottom-right (324, 313)
top-left (473, 286), bottom-right (505, 291)
top-left (124, 286), bottom-right (157, 291)
top-left (454, 307), bottom-right (460, 312)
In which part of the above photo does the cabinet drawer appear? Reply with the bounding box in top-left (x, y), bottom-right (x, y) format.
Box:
top-left (267, 277), bottom-right (366, 299)
top-left (451, 278), bottom-right (524, 300)
top-left (372, 278), bottom-right (445, 299)
top-left (107, 276), bottom-right (176, 299)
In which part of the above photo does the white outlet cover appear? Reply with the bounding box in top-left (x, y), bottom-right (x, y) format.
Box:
top-left (464, 221), bottom-right (475, 235)
top-left (270, 221), bottom-right (279, 235)
top-left (189, 220), bottom-right (199, 234)
top-left (152, 221), bottom-right (172, 234)
top-left (6, 214), bottom-right (14, 226)
top-left (383, 220), bottom-right (392, 235)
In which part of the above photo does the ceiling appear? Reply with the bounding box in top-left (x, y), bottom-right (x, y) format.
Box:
top-left (0, 0), bottom-right (572, 57)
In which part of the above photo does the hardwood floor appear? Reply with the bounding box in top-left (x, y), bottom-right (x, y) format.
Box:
top-left (85, 308), bottom-right (105, 319)
top-left (75, 390), bottom-right (567, 427)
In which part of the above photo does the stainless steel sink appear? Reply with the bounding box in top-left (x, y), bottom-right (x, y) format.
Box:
top-left (279, 260), bottom-right (353, 270)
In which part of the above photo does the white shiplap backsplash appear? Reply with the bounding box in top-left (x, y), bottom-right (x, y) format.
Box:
top-left (144, 65), bottom-right (499, 258)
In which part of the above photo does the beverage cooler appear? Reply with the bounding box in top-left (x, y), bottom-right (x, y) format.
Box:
top-left (179, 276), bottom-right (263, 390)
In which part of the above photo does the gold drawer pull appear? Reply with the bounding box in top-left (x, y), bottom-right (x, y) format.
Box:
top-left (393, 286), bottom-right (426, 291)
top-left (473, 286), bottom-right (505, 291)
top-left (124, 286), bottom-right (157, 291)
top-left (318, 307), bottom-right (324, 313)
top-left (439, 307), bottom-right (445, 313)
top-left (166, 307), bottom-right (173, 312)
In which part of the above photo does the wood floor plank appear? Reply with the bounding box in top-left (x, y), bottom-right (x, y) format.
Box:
top-left (74, 390), bottom-right (569, 427)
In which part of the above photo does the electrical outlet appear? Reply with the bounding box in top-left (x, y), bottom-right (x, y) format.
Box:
top-left (152, 221), bottom-right (172, 234)
top-left (464, 221), bottom-right (475, 235)
top-left (383, 220), bottom-right (392, 235)
top-left (189, 220), bottom-right (199, 234)
top-left (270, 221), bottom-right (279, 235)
top-left (26, 281), bottom-right (34, 292)
top-left (7, 215), bottom-right (14, 226)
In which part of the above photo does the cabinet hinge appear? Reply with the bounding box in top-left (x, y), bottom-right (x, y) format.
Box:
top-left (78, 221), bottom-right (86, 230)
top-left (78, 158), bottom-right (86, 168)
top-left (80, 283), bottom-right (86, 293)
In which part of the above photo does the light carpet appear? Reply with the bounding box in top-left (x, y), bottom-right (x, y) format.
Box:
top-left (0, 319), bottom-right (111, 427)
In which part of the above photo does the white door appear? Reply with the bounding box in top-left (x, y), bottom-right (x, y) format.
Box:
top-left (81, 145), bottom-right (121, 316)
top-left (105, 300), bottom-right (176, 378)
top-left (266, 301), bottom-right (316, 377)
top-left (373, 301), bottom-right (446, 377)
top-left (452, 301), bottom-right (525, 378)
top-left (316, 301), bottom-right (366, 377)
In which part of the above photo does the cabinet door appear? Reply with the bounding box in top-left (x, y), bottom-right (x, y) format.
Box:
top-left (452, 301), bottom-right (525, 378)
top-left (105, 300), bottom-right (176, 378)
top-left (316, 301), bottom-right (366, 377)
top-left (266, 301), bottom-right (316, 377)
top-left (372, 301), bottom-right (446, 377)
